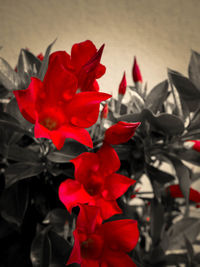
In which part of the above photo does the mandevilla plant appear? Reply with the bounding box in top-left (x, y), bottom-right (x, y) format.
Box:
top-left (0, 40), bottom-right (199, 267)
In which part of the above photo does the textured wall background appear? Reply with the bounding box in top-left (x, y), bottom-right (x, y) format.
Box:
top-left (1, 0), bottom-right (200, 96)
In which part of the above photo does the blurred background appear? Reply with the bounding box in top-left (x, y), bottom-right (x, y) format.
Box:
top-left (1, 0), bottom-right (200, 96)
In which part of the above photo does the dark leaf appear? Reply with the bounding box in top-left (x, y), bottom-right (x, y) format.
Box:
top-left (6, 98), bottom-right (33, 129)
top-left (6, 144), bottom-right (40, 162)
top-left (177, 149), bottom-right (200, 166)
top-left (167, 155), bottom-right (191, 206)
top-left (38, 39), bottom-right (56, 81)
top-left (150, 198), bottom-right (164, 246)
top-left (0, 83), bottom-right (8, 98)
top-left (168, 69), bottom-right (200, 111)
top-left (142, 109), bottom-right (185, 135)
top-left (0, 117), bottom-right (32, 137)
top-left (48, 230), bottom-right (72, 265)
top-left (116, 112), bottom-right (141, 123)
top-left (145, 80), bottom-right (168, 113)
top-left (188, 50), bottom-right (200, 90)
top-left (5, 162), bottom-right (44, 188)
top-left (17, 49), bottom-right (42, 88)
top-left (146, 164), bottom-right (175, 185)
top-left (47, 140), bottom-right (88, 163)
top-left (0, 181), bottom-right (29, 226)
top-left (187, 106), bottom-right (200, 131)
top-left (167, 217), bottom-right (200, 249)
top-left (0, 57), bottom-right (21, 90)
top-left (184, 236), bottom-right (194, 263)
top-left (31, 227), bottom-right (52, 267)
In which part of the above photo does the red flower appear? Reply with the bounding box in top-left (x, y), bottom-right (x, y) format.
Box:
top-left (101, 103), bottom-right (109, 119)
top-left (132, 56), bottom-right (142, 83)
top-left (67, 205), bottom-right (139, 267)
top-left (13, 52), bottom-right (111, 150)
top-left (51, 40), bottom-right (106, 92)
top-left (118, 71), bottom-right (127, 96)
top-left (104, 121), bottom-right (140, 145)
top-left (59, 143), bottom-right (135, 219)
top-left (167, 184), bottom-right (200, 205)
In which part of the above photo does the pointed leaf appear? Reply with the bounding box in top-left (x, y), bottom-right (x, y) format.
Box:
top-left (167, 218), bottom-right (200, 249)
top-left (167, 155), bottom-right (191, 207)
top-left (145, 80), bottom-right (168, 113)
top-left (146, 164), bottom-right (175, 185)
top-left (47, 140), bottom-right (87, 163)
top-left (48, 230), bottom-right (72, 265)
top-left (188, 50), bottom-right (200, 90)
top-left (142, 109), bottom-right (185, 135)
top-left (0, 57), bottom-right (21, 90)
top-left (0, 181), bottom-right (29, 226)
top-left (38, 39), bottom-right (56, 81)
top-left (168, 69), bottom-right (200, 111)
top-left (150, 198), bottom-right (164, 246)
top-left (5, 162), bottom-right (44, 188)
top-left (31, 228), bottom-right (52, 267)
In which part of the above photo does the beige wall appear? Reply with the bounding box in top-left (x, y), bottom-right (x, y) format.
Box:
top-left (1, 0), bottom-right (200, 96)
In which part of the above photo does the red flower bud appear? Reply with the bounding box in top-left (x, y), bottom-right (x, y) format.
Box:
top-left (167, 184), bottom-right (200, 204)
top-left (186, 140), bottom-right (200, 152)
top-left (118, 72), bottom-right (127, 96)
top-left (132, 56), bottom-right (142, 83)
top-left (101, 103), bottom-right (109, 119)
top-left (104, 121), bottom-right (140, 145)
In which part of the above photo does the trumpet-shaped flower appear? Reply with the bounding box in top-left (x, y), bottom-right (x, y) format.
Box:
top-left (59, 143), bottom-right (135, 219)
top-left (14, 52), bottom-right (111, 149)
top-left (67, 205), bottom-right (139, 267)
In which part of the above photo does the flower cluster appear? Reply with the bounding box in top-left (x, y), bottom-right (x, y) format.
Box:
top-left (13, 40), bottom-right (140, 266)
top-left (14, 41), bottom-right (110, 149)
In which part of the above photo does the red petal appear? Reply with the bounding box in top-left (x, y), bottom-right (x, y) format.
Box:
top-left (67, 229), bottom-right (82, 265)
top-left (58, 179), bottom-right (92, 213)
top-left (43, 54), bottom-right (78, 102)
top-left (104, 121), bottom-right (140, 145)
top-left (13, 77), bottom-right (42, 123)
top-left (59, 125), bottom-right (93, 148)
top-left (66, 91), bottom-right (111, 128)
top-left (102, 250), bottom-right (137, 267)
top-left (102, 219), bottom-right (139, 252)
top-left (76, 205), bottom-right (102, 234)
top-left (96, 64), bottom-right (106, 79)
top-left (101, 103), bottom-right (109, 119)
top-left (132, 56), bottom-right (142, 83)
top-left (103, 173), bottom-right (135, 200)
top-left (34, 119), bottom-right (51, 139)
top-left (71, 40), bottom-right (97, 73)
top-left (97, 143), bottom-right (120, 176)
top-left (71, 152), bottom-right (99, 184)
top-left (81, 259), bottom-right (99, 267)
top-left (95, 198), bottom-right (122, 220)
top-left (118, 72), bottom-right (127, 95)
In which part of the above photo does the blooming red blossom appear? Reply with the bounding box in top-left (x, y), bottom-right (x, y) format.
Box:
top-left (101, 103), bottom-right (109, 119)
top-left (59, 143), bottom-right (135, 219)
top-left (13, 52), bottom-right (111, 149)
top-left (132, 56), bottom-right (142, 83)
top-left (50, 40), bottom-right (106, 92)
top-left (118, 71), bottom-right (127, 96)
top-left (104, 121), bottom-right (140, 145)
top-left (67, 205), bottom-right (139, 267)
top-left (167, 184), bottom-right (200, 206)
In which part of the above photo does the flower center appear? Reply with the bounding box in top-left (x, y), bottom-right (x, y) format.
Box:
top-left (40, 117), bottom-right (58, 131)
top-left (84, 174), bottom-right (104, 196)
top-left (80, 235), bottom-right (103, 259)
